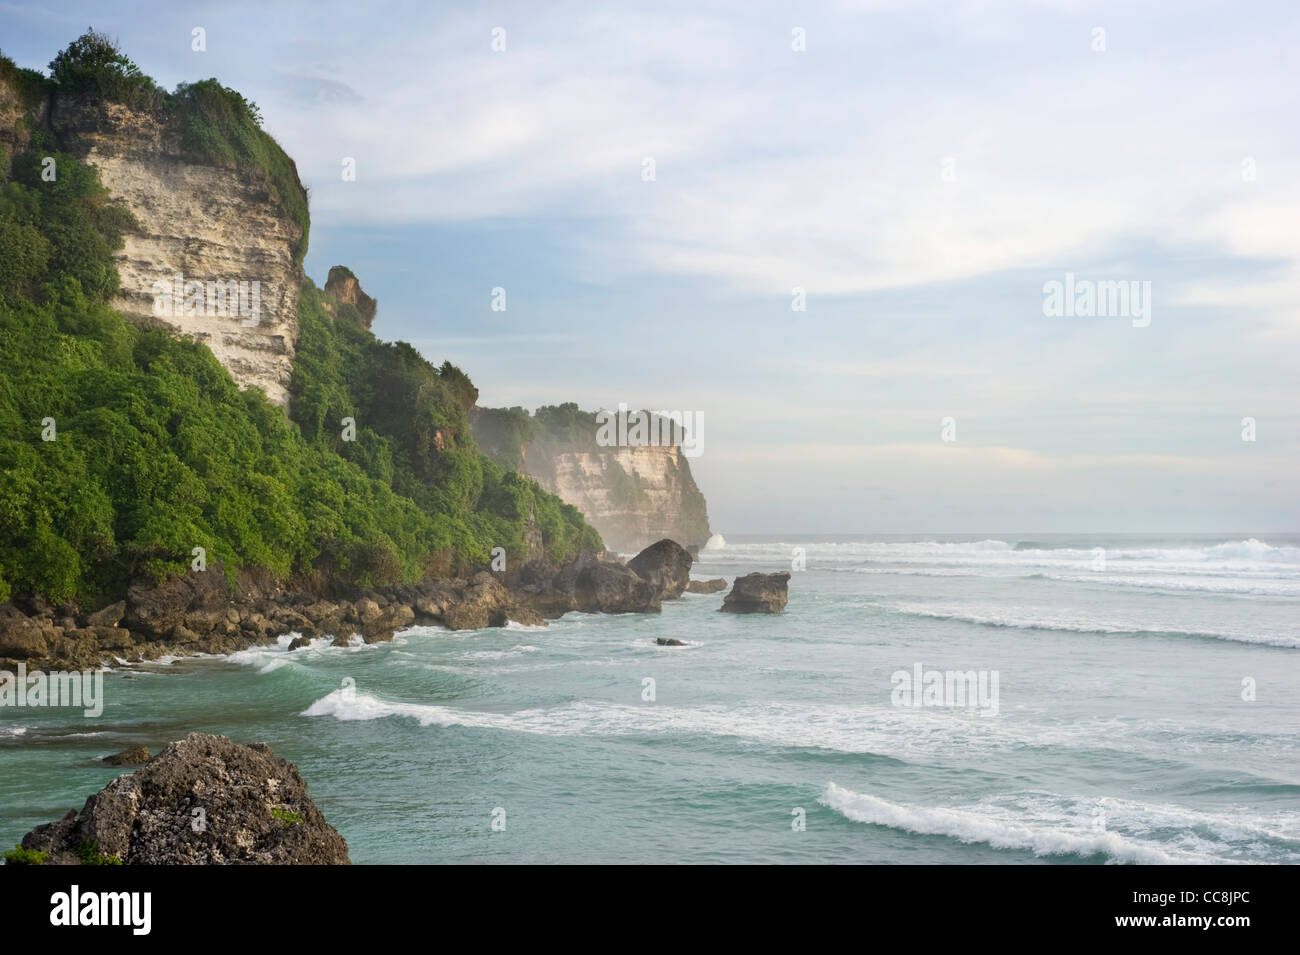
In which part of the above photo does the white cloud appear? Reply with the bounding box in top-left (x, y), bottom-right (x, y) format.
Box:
top-left (251, 2), bottom-right (1300, 306)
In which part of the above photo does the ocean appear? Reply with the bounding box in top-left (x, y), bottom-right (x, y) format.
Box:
top-left (3, 533), bottom-right (1298, 864)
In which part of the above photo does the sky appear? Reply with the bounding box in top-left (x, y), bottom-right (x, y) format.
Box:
top-left (3, 1), bottom-right (1297, 534)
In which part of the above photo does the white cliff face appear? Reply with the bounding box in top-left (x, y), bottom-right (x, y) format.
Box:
top-left (51, 97), bottom-right (304, 406)
top-left (542, 445), bottom-right (710, 554)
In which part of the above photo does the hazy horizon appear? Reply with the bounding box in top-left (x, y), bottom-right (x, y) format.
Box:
top-left (708, 529), bottom-right (1300, 538)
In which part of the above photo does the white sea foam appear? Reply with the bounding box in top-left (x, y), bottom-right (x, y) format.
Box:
top-left (838, 565), bottom-right (1300, 596)
top-left (870, 601), bottom-right (1300, 648)
top-left (298, 691), bottom-right (1299, 769)
top-left (818, 782), bottom-right (1240, 864)
top-left (714, 536), bottom-right (1299, 560)
top-left (223, 632), bottom-right (383, 672)
top-left (458, 645), bottom-right (542, 660)
top-left (705, 538), bottom-right (1300, 582)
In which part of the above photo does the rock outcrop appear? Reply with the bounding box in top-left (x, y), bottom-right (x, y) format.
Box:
top-left (685, 578), bottom-right (727, 594)
top-left (323, 265), bottom-right (376, 329)
top-left (628, 539), bottom-right (693, 600)
top-left (20, 733), bottom-right (350, 865)
top-left (720, 572), bottom-right (790, 614)
top-left (413, 571), bottom-right (521, 631)
top-left (1, 546), bottom-right (686, 671)
top-left (102, 745), bottom-right (151, 766)
top-left (46, 93), bottom-right (306, 406)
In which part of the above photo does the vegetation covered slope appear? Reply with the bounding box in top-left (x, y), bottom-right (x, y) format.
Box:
top-left (0, 36), bottom-right (599, 610)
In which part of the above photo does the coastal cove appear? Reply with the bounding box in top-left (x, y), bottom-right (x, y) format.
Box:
top-left (0, 14), bottom-right (1297, 883)
top-left (4, 535), bottom-right (1298, 865)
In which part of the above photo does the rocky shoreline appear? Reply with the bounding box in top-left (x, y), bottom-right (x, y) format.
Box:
top-left (0, 540), bottom-right (788, 673)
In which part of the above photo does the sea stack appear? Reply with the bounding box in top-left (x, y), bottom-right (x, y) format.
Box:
top-left (720, 572), bottom-right (790, 614)
top-left (628, 538), bottom-right (694, 600)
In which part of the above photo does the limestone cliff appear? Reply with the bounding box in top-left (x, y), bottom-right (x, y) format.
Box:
top-left (31, 87), bottom-right (306, 405)
top-left (473, 405), bottom-right (711, 554)
top-left (2, 44), bottom-right (706, 554)
top-left (541, 446), bottom-right (709, 554)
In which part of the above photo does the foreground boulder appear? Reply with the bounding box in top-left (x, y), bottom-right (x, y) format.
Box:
top-left (628, 539), bottom-right (693, 599)
top-left (685, 578), bottom-right (727, 594)
top-left (720, 572), bottom-right (790, 614)
top-left (20, 733), bottom-right (349, 865)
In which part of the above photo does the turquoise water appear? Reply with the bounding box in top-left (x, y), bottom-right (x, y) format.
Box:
top-left (3, 534), bottom-right (1299, 864)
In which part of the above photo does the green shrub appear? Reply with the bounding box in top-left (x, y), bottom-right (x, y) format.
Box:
top-left (270, 807), bottom-right (304, 826)
top-left (3, 844), bottom-right (48, 865)
top-left (74, 839), bottom-right (122, 865)
top-left (46, 29), bottom-right (167, 112)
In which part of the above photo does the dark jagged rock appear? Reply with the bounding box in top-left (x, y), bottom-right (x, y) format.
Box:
top-left (436, 572), bottom-right (520, 630)
top-left (508, 558), bottom-right (579, 619)
top-left (442, 573), bottom-right (507, 630)
top-left (656, 637), bottom-right (686, 646)
top-left (574, 561), bottom-right (662, 614)
top-left (0, 604), bottom-right (50, 660)
top-left (628, 538), bottom-right (693, 600)
top-left (123, 565), bottom-right (230, 641)
top-left (86, 601), bottom-right (126, 628)
top-left (360, 602), bottom-right (415, 642)
top-left (286, 636), bottom-right (312, 651)
top-left (720, 572), bottom-right (790, 614)
top-left (103, 745), bottom-right (151, 766)
top-left (21, 733), bottom-right (349, 865)
top-left (685, 578), bottom-right (727, 594)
